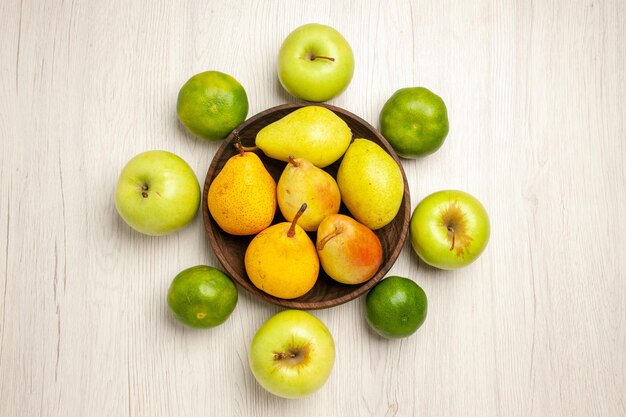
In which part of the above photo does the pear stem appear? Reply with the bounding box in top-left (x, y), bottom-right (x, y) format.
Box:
top-left (233, 132), bottom-right (246, 157)
top-left (317, 227), bottom-right (342, 251)
top-left (232, 131), bottom-right (258, 155)
top-left (288, 155), bottom-right (300, 167)
top-left (287, 203), bottom-right (307, 238)
top-left (240, 145), bottom-right (259, 152)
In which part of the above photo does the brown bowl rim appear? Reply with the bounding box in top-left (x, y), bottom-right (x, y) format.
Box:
top-left (202, 102), bottom-right (411, 310)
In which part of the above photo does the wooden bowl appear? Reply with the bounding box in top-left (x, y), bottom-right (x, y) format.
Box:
top-left (202, 103), bottom-right (411, 310)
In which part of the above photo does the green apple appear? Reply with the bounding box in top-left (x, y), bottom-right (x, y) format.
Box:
top-left (410, 190), bottom-right (490, 269)
top-left (248, 310), bottom-right (335, 399)
top-left (278, 23), bottom-right (354, 102)
top-left (115, 150), bottom-right (200, 236)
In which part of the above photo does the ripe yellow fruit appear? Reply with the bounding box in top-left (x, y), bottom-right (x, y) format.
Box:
top-left (245, 205), bottom-right (319, 299)
top-left (207, 148), bottom-right (276, 235)
top-left (255, 106), bottom-right (352, 168)
top-left (337, 139), bottom-right (404, 230)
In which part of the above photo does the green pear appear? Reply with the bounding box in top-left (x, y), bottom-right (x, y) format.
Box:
top-left (337, 139), bottom-right (404, 230)
top-left (277, 156), bottom-right (341, 232)
top-left (255, 106), bottom-right (352, 168)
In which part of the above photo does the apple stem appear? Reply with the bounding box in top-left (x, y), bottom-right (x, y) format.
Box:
top-left (310, 54), bottom-right (335, 62)
top-left (288, 155), bottom-right (300, 167)
top-left (273, 352), bottom-right (297, 360)
top-left (317, 227), bottom-right (342, 251)
top-left (447, 226), bottom-right (456, 251)
top-left (287, 203), bottom-right (307, 238)
top-left (141, 184), bottom-right (149, 198)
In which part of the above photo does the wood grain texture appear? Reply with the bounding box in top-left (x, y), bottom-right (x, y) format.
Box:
top-left (1, 0), bottom-right (624, 416)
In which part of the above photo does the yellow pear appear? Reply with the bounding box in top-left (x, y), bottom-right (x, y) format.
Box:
top-left (337, 139), bottom-right (404, 230)
top-left (207, 145), bottom-right (276, 235)
top-left (245, 204), bottom-right (319, 299)
top-left (255, 106), bottom-right (352, 168)
top-left (277, 156), bottom-right (341, 231)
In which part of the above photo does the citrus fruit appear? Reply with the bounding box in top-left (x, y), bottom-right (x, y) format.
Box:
top-left (176, 71), bottom-right (249, 141)
top-left (167, 265), bottom-right (238, 328)
top-left (379, 87), bottom-right (449, 158)
top-left (365, 276), bottom-right (427, 338)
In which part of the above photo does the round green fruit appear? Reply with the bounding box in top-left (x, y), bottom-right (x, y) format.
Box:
top-left (365, 276), bottom-right (427, 339)
top-left (115, 150), bottom-right (200, 236)
top-left (278, 23), bottom-right (355, 102)
top-left (176, 70), bottom-right (248, 141)
top-left (248, 310), bottom-right (335, 398)
top-left (410, 190), bottom-right (490, 270)
top-left (379, 87), bottom-right (449, 158)
top-left (167, 265), bottom-right (238, 328)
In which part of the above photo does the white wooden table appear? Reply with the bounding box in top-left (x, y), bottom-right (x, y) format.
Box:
top-left (1, 1), bottom-right (624, 416)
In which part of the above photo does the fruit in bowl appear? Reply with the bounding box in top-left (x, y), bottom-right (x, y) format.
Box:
top-left (207, 141), bottom-right (276, 236)
top-left (202, 103), bottom-right (411, 310)
top-left (316, 214), bottom-right (383, 285)
top-left (337, 138), bottom-right (405, 230)
top-left (244, 204), bottom-right (320, 299)
top-left (255, 105), bottom-right (352, 168)
top-left (277, 156), bottom-right (341, 232)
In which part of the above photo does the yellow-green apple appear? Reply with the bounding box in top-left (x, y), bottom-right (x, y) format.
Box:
top-left (277, 23), bottom-right (354, 102)
top-left (410, 190), bottom-right (490, 269)
top-left (115, 150), bottom-right (200, 236)
top-left (316, 214), bottom-right (383, 284)
top-left (248, 310), bottom-right (335, 399)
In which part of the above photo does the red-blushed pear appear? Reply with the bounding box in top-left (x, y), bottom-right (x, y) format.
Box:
top-left (248, 310), bottom-right (335, 399)
top-left (316, 214), bottom-right (383, 284)
top-left (410, 190), bottom-right (490, 270)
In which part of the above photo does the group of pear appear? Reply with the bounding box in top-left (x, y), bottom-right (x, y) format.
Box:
top-left (207, 106), bottom-right (405, 299)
